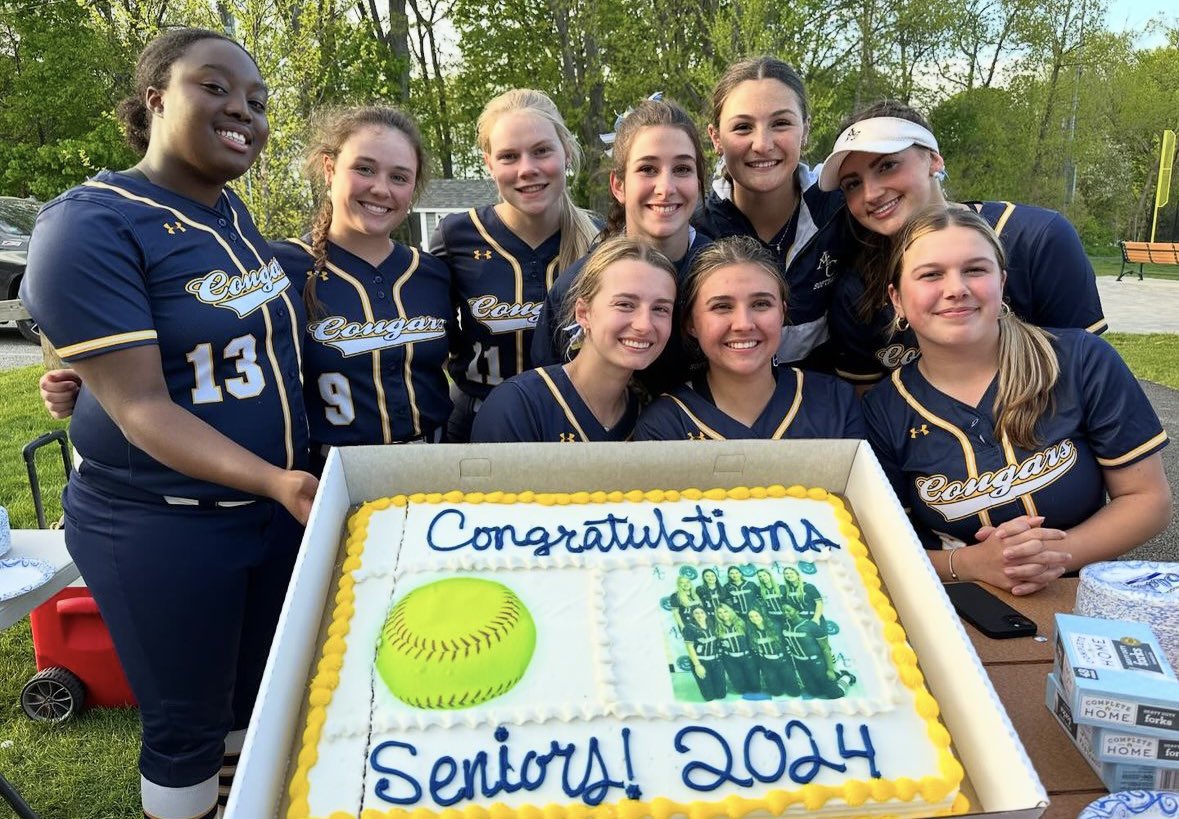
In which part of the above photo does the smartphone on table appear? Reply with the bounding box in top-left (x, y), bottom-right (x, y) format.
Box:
top-left (944, 582), bottom-right (1037, 639)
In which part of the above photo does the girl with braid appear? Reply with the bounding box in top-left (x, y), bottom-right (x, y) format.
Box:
top-left (271, 106), bottom-right (453, 470)
top-left (41, 106), bottom-right (454, 473)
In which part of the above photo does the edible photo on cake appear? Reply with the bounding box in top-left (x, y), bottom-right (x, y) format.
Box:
top-left (661, 563), bottom-right (862, 703)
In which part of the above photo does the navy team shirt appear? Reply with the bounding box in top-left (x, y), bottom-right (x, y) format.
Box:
top-left (272, 238), bottom-right (452, 446)
top-left (634, 366), bottom-right (865, 441)
top-left (531, 231), bottom-right (713, 395)
top-left (831, 201), bottom-right (1108, 384)
top-left (432, 206), bottom-right (561, 400)
top-left (471, 365), bottom-right (640, 442)
top-left (21, 170), bottom-right (308, 501)
top-left (862, 329), bottom-right (1167, 546)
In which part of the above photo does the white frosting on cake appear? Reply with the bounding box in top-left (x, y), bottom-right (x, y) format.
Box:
top-left (289, 488), bottom-right (964, 819)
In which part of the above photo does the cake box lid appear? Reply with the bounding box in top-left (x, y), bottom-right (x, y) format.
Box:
top-left (1053, 614), bottom-right (1179, 738)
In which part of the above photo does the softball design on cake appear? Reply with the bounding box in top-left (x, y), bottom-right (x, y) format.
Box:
top-left (376, 577), bottom-right (537, 709)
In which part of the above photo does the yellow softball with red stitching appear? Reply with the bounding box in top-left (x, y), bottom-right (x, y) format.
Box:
top-left (376, 577), bottom-right (537, 709)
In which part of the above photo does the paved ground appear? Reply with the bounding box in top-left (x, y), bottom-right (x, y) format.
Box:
top-left (1130, 379), bottom-right (1179, 562)
top-left (1093, 277), bottom-right (1179, 562)
top-left (1096, 276), bottom-right (1179, 333)
top-left (0, 324), bottom-right (41, 370)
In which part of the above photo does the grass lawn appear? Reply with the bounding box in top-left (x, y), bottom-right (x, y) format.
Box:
top-left (0, 366), bottom-right (139, 819)
top-left (1090, 254), bottom-right (1179, 281)
top-left (1105, 333), bottom-right (1179, 389)
top-left (0, 326), bottom-right (1177, 817)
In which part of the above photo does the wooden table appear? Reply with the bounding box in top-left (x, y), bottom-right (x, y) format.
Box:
top-left (961, 578), bottom-right (1106, 817)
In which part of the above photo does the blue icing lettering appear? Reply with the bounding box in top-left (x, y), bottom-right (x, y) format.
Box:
top-left (371, 741), bottom-right (423, 805)
top-left (743, 726), bottom-right (787, 783)
top-left (674, 722), bottom-right (877, 792)
top-left (376, 728), bottom-right (633, 808)
top-left (784, 720), bottom-right (846, 783)
top-left (426, 504), bottom-right (842, 558)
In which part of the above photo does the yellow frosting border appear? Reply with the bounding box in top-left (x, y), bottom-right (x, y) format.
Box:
top-left (287, 486), bottom-right (968, 819)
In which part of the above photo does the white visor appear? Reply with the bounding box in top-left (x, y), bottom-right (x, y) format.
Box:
top-left (818, 117), bottom-right (940, 191)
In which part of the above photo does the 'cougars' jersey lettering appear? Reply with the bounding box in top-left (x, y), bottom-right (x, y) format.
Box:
top-left (916, 440), bottom-right (1078, 521)
top-left (308, 314), bottom-right (447, 356)
top-left (185, 258), bottom-right (290, 317)
top-left (467, 295), bottom-right (543, 333)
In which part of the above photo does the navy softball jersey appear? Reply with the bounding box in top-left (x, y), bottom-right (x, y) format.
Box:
top-left (531, 231), bottom-right (712, 395)
top-left (22, 170), bottom-right (308, 499)
top-left (692, 166), bottom-right (849, 367)
top-left (861, 329), bottom-right (1168, 546)
top-left (431, 205), bottom-right (561, 400)
top-left (470, 364), bottom-right (640, 443)
top-left (633, 366), bottom-right (865, 441)
top-left (271, 238), bottom-right (452, 446)
top-left (831, 201), bottom-right (1108, 384)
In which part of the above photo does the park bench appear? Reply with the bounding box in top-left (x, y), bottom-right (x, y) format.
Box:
top-left (1118, 240), bottom-right (1179, 281)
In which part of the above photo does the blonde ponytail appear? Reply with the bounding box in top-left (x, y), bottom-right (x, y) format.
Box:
top-left (994, 313), bottom-right (1058, 449)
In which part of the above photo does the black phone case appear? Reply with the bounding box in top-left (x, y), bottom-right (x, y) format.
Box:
top-left (944, 582), bottom-right (1037, 639)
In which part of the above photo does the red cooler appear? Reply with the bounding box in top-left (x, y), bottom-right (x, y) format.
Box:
top-left (21, 587), bottom-right (136, 721)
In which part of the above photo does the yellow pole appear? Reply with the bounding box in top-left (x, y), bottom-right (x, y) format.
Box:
top-left (1151, 129), bottom-right (1175, 243)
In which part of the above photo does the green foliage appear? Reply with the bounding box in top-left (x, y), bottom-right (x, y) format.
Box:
top-left (0, 0), bottom-right (1176, 248)
top-left (931, 87), bottom-right (1034, 202)
top-left (0, 366), bottom-right (68, 529)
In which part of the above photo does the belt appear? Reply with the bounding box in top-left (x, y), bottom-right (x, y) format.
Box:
top-left (726, 651), bottom-right (748, 658)
top-left (75, 456), bottom-right (257, 508)
top-left (163, 496), bottom-right (255, 508)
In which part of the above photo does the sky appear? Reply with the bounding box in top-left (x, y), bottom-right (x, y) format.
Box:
top-left (1105, 0), bottom-right (1175, 46)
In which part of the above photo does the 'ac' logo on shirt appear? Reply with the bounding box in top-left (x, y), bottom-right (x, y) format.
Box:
top-left (817, 251), bottom-right (837, 277)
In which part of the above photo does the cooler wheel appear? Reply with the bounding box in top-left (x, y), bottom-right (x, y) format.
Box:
top-left (20, 667), bottom-right (86, 723)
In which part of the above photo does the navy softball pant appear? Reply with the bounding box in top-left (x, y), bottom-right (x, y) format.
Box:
top-left (63, 473), bottom-right (302, 789)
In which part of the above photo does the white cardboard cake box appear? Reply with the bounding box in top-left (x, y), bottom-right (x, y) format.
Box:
top-left (226, 440), bottom-right (1048, 819)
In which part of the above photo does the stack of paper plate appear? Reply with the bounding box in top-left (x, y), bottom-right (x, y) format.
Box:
top-left (1077, 561), bottom-right (1179, 672)
top-left (1079, 791), bottom-right (1179, 819)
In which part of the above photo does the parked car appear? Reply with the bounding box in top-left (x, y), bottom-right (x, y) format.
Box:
top-left (0, 195), bottom-right (42, 343)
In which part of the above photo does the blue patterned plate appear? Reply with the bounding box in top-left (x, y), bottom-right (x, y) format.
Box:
top-left (0, 557), bottom-right (55, 602)
top-left (1080, 791), bottom-right (1179, 819)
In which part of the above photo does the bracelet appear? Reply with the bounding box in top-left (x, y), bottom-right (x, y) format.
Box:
top-left (947, 547), bottom-right (962, 581)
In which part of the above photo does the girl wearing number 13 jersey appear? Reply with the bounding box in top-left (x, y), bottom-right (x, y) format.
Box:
top-left (21, 29), bottom-right (315, 819)
top-left (431, 89), bottom-right (597, 441)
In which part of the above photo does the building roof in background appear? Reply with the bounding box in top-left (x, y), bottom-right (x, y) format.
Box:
top-left (417, 178), bottom-right (499, 210)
